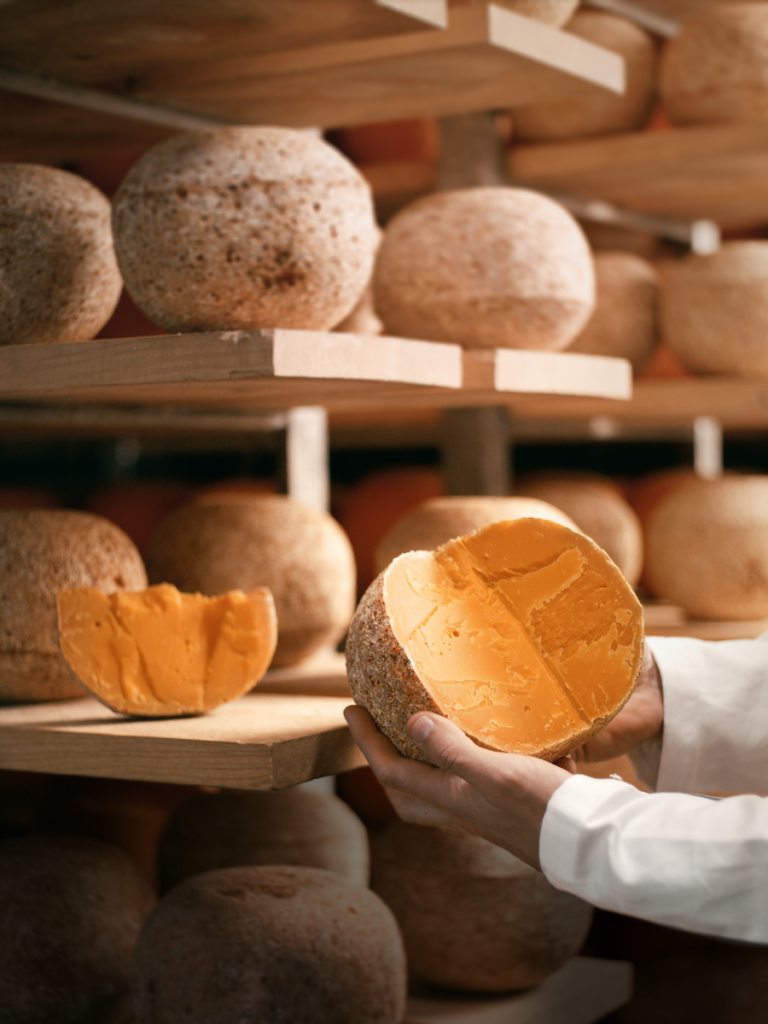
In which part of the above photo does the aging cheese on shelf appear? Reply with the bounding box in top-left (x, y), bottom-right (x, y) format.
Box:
top-left (372, 821), bottom-right (593, 992)
top-left (347, 517), bottom-right (644, 763)
top-left (0, 164), bottom-right (122, 347)
top-left (111, 126), bottom-right (379, 333)
top-left (373, 187), bottom-right (595, 351)
top-left (514, 12), bottom-right (657, 142)
top-left (132, 865), bottom-right (407, 1024)
top-left (56, 582), bottom-right (277, 717)
top-left (660, 3), bottom-right (768, 126)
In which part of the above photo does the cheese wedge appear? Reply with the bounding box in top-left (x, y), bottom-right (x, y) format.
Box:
top-left (57, 582), bottom-right (277, 716)
top-left (346, 518), bottom-right (643, 762)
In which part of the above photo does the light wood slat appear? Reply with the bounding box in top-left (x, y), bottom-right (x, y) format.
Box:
top-left (404, 956), bottom-right (633, 1024)
top-left (493, 349), bottom-right (632, 399)
top-left (508, 123), bottom-right (768, 229)
top-left (0, 692), bottom-right (363, 789)
top-left (139, 6), bottom-right (623, 130)
top-left (259, 651), bottom-right (352, 698)
top-left (644, 603), bottom-right (768, 641)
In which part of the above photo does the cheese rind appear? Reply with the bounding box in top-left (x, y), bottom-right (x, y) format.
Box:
top-left (57, 582), bottom-right (277, 716)
top-left (346, 518), bottom-right (643, 762)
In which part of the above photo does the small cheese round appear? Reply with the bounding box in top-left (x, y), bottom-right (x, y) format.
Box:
top-left (0, 834), bottom-right (155, 1024)
top-left (660, 243), bottom-right (768, 377)
top-left (0, 510), bottom-right (147, 702)
top-left (157, 788), bottom-right (370, 893)
top-left (660, 4), bottom-right (768, 126)
top-left (516, 474), bottom-right (644, 587)
top-left (371, 821), bottom-right (593, 991)
top-left (566, 252), bottom-right (659, 374)
top-left (0, 164), bottom-right (122, 346)
top-left (495, 0), bottom-right (579, 27)
top-left (132, 865), bottom-right (407, 1024)
top-left (374, 495), bottom-right (578, 575)
top-left (373, 187), bottom-right (595, 350)
top-left (146, 495), bottom-right (356, 666)
top-left (644, 475), bottom-right (768, 620)
top-left (111, 126), bottom-right (379, 333)
top-left (514, 12), bottom-right (658, 141)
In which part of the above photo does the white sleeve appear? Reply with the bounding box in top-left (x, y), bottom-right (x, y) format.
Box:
top-left (540, 774), bottom-right (768, 944)
top-left (646, 632), bottom-right (768, 796)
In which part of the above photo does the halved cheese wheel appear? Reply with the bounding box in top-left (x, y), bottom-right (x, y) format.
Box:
top-left (346, 518), bottom-right (644, 763)
top-left (57, 582), bottom-right (277, 716)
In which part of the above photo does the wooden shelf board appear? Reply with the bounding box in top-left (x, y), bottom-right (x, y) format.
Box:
top-left (404, 956), bottom-right (633, 1024)
top-left (0, 3), bottom-right (623, 163)
top-left (644, 603), bottom-right (768, 641)
top-left (0, 332), bottom-right (632, 416)
top-left (508, 123), bottom-right (768, 229)
top-left (259, 650), bottom-right (352, 699)
top-left (0, 691), bottom-right (364, 790)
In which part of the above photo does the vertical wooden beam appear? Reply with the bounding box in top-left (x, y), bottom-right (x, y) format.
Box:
top-left (277, 406), bottom-right (330, 511)
top-left (442, 406), bottom-right (512, 495)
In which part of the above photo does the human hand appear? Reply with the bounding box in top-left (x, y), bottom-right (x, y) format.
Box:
top-left (572, 643), bottom-right (663, 765)
top-left (344, 704), bottom-right (574, 871)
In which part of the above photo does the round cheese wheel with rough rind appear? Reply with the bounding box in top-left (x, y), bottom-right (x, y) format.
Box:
top-left (157, 788), bottom-right (369, 893)
top-left (56, 582), bottom-right (277, 717)
top-left (374, 495), bottom-right (579, 576)
top-left (371, 821), bottom-right (593, 992)
top-left (0, 834), bottom-right (155, 1024)
top-left (346, 517), bottom-right (644, 764)
top-left (0, 510), bottom-right (147, 702)
top-left (660, 242), bottom-right (768, 377)
top-left (514, 12), bottom-right (657, 142)
top-left (660, 4), bottom-right (768, 126)
top-left (0, 164), bottom-right (122, 346)
top-left (566, 251), bottom-right (659, 375)
top-left (111, 126), bottom-right (379, 333)
top-left (373, 187), bottom-right (595, 351)
top-left (644, 475), bottom-right (768, 620)
top-left (132, 864), bottom-right (407, 1024)
top-left (146, 495), bottom-right (356, 667)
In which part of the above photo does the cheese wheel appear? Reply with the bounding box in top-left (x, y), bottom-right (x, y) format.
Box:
top-left (0, 510), bottom-right (147, 702)
top-left (495, 0), bottom-right (579, 26)
top-left (373, 187), bottom-right (595, 351)
top-left (644, 475), bottom-right (768, 620)
top-left (374, 495), bottom-right (579, 575)
top-left (660, 243), bottom-right (768, 377)
top-left (660, 4), bottom-right (768, 126)
top-left (157, 788), bottom-right (369, 893)
top-left (566, 251), bottom-right (660, 375)
top-left (0, 834), bottom-right (155, 1024)
top-left (57, 583), bottom-right (277, 717)
top-left (514, 13), bottom-right (657, 141)
top-left (111, 126), bottom-right (379, 333)
top-left (132, 865), bottom-right (407, 1024)
top-left (516, 474), bottom-right (644, 587)
top-left (346, 517), bottom-right (644, 763)
top-left (0, 164), bottom-right (122, 346)
top-left (371, 821), bottom-right (593, 992)
top-left (146, 495), bottom-right (356, 666)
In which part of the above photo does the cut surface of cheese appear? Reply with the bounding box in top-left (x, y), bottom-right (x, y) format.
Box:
top-left (346, 518), bottom-right (643, 762)
top-left (57, 582), bottom-right (277, 716)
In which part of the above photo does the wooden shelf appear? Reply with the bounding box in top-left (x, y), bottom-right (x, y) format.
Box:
top-left (0, 331), bottom-right (632, 418)
top-left (0, 1), bottom-right (623, 164)
top-left (0, 691), bottom-right (364, 789)
top-left (404, 956), bottom-right (633, 1024)
top-left (508, 123), bottom-right (768, 230)
top-left (644, 602), bottom-right (768, 641)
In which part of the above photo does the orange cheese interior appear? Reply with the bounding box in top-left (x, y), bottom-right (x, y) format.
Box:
top-left (57, 582), bottom-right (277, 716)
top-left (384, 518), bottom-right (643, 758)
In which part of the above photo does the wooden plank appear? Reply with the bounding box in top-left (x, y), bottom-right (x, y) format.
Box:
top-left (644, 603), bottom-right (768, 641)
top-left (0, 692), bottom-right (363, 789)
top-left (258, 651), bottom-right (352, 698)
top-left (139, 6), bottom-right (623, 130)
top-left (509, 123), bottom-right (768, 229)
top-left (404, 956), bottom-right (633, 1024)
top-left (493, 349), bottom-right (632, 399)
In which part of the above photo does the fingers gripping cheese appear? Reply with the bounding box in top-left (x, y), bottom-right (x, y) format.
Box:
top-left (57, 582), bottom-right (277, 716)
top-left (346, 518), bottom-right (644, 763)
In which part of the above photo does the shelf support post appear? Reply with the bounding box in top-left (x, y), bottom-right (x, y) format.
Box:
top-left (442, 406), bottom-right (512, 495)
top-left (277, 406), bottom-right (330, 511)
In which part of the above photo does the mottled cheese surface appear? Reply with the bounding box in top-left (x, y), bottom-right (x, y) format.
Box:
top-left (383, 518), bottom-right (642, 757)
top-left (57, 582), bottom-right (277, 716)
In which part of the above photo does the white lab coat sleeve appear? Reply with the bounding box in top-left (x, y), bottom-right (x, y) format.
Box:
top-left (538, 632), bottom-right (768, 941)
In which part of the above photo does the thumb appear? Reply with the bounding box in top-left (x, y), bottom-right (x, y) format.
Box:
top-left (407, 711), bottom-right (486, 782)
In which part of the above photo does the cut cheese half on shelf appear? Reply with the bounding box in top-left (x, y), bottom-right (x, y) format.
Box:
top-left (346, 517), bottom-right (644, 763)
top-left (57, 583), bottom-right (277, 717)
